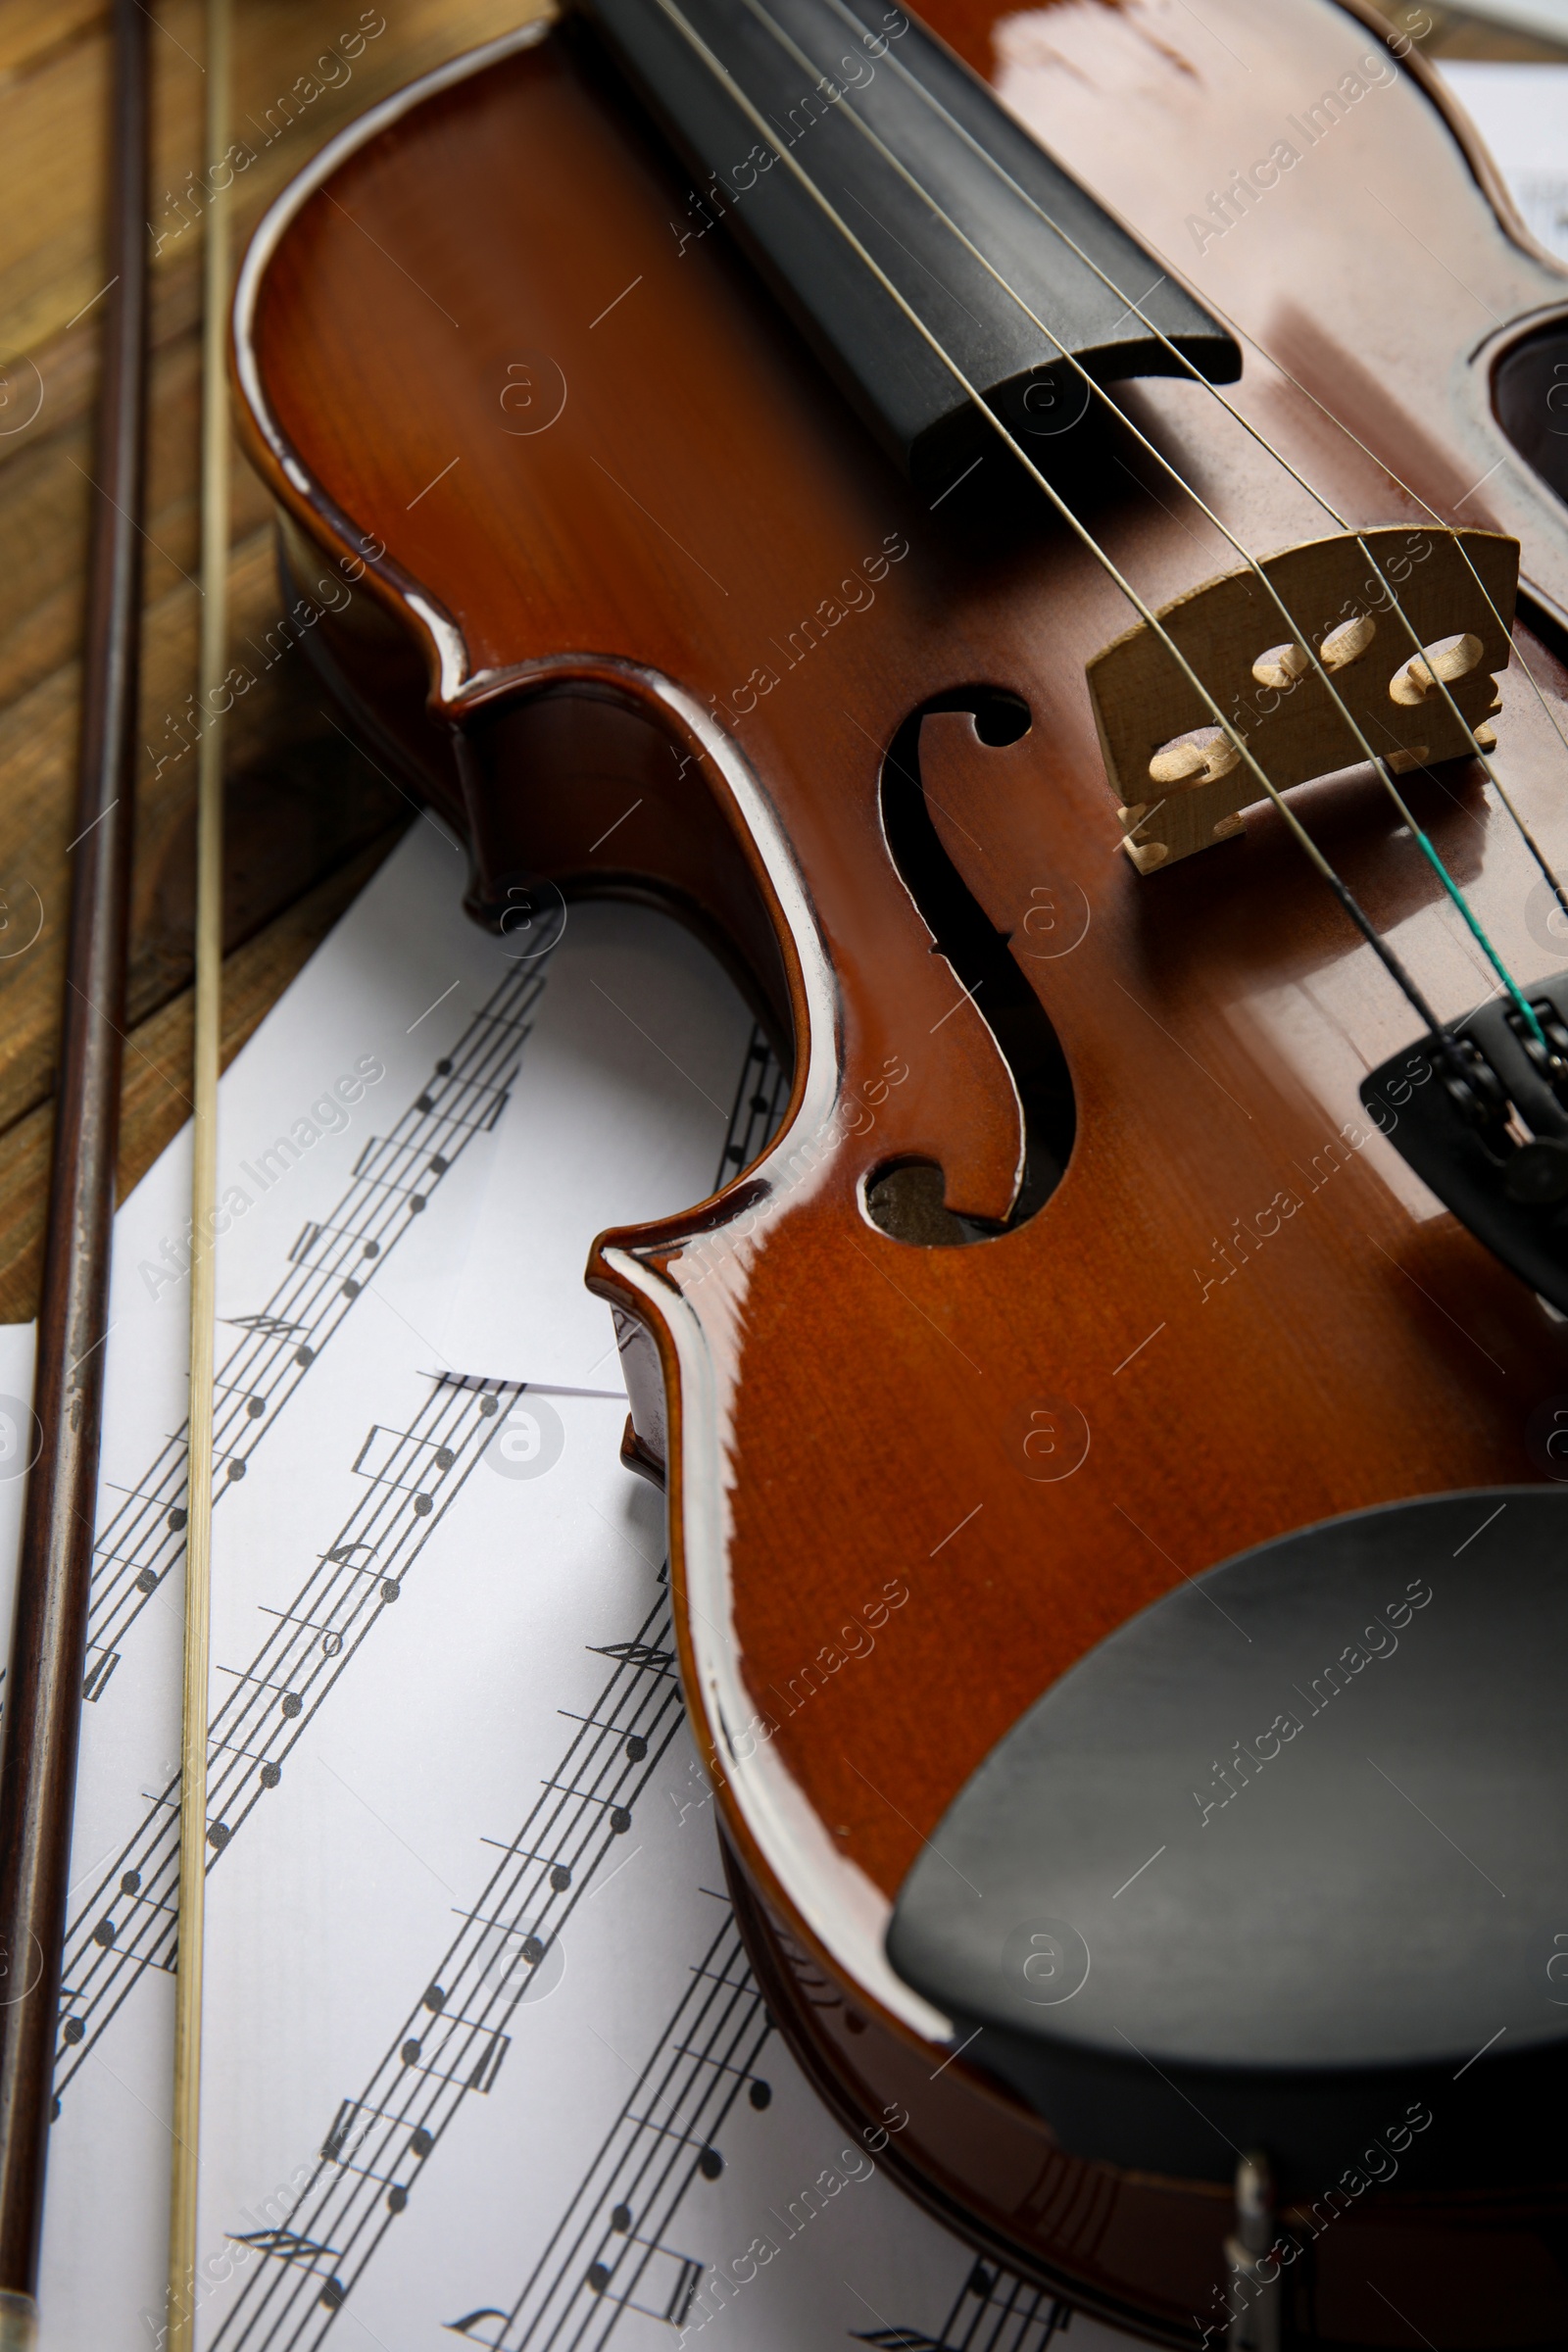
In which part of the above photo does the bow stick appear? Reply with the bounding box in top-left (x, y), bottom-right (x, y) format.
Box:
top-left (168, 0), bottom-right (232, 2340)
top-left (0, 3), bottom-right (151, 2342)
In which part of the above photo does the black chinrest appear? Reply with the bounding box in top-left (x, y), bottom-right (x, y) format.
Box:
top-left (886, 1488), bottom-right (1568, 2190)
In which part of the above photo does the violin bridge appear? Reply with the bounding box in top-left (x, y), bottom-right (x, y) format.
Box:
top-left (1088, 526), bottom-right (1517, 873)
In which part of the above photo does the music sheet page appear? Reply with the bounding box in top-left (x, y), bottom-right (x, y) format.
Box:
top-left (0, 826), bottom-right (1125, 2352)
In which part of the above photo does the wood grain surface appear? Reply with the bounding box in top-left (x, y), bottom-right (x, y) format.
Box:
top-left (0, 0), bottom-right (556, 1324)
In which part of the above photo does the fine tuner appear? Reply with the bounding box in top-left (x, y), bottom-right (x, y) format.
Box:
top-left (1087, 517), bottom-right (1568, 1307)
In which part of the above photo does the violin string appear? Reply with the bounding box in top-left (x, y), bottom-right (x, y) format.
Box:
top-left (771, 0), bottom-right (1564, 1018)
top-left (1196, 285), bottom-right (1568, 791)
top-left (1024, 172), bottom-right (1568, 830)
top-left (727, 0), bottom-right (1547, 1042)
top-left (642, 0), bottom-right (1449, 1034)
top-left (807, 0), bottom-right (1568, 927)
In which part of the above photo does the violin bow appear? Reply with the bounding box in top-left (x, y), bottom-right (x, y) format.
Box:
top-left (168, 0), bottom-right (232, 2341)
top-left (0, 1), bottom-right (151, 2341)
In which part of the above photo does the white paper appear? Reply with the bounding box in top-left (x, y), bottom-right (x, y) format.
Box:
top-left (1439, 62), bottom-right (1568, 261)
top-left (440, 900), bottom-right (755, 1390)
top-left (0, 1324), bottom-right (36, 1665)
top-left (0, 827), bottom-right (1126, 2352)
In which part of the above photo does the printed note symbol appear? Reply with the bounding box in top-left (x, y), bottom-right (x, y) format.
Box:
top-left (227, 2226), bottom-right (342, 2270)
top-left (588, 1641), bottom-right (674, 1673)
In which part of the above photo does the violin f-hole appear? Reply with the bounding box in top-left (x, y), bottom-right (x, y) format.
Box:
top-left (870, 690), bottom-right (1076, 1245)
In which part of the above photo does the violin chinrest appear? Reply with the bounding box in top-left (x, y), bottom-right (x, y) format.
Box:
top-left (889, 1485), bottom-right (1561, 2189)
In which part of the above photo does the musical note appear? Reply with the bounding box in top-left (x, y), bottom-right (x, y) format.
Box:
top-left (206, 1591), bottom-right (690, 2348)
top-left (440, 1908), bottom-right (769, 2349)
top-left (226, 2228), bottom-right (342, 2269)
top-left (585, 1641), bottom-right (675, 1675)
top-left (350, 1134), bottom-right (431, 1184)
top-left (1, 957), bottom-right (546, 1730)
top-left (586, 2242), bottom-right (706, 2326)
top-left (52, 1376), bottom-right (508, 2093)
top-left (352, 1424), bottom-right (461, 1494)
top-left (467, 2033), bottom-right (509, 2095)
top-left (253, 1037), bottom-right (803, 2352)
top-left (852, 2266), bottom-right (1073, 2352)
top-left (81, 1650), bottom-right (120, 1702)
top-left (665, 2256), bottom-right (704, 2328)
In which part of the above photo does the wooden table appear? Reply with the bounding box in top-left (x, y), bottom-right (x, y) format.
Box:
top-left (0, 0), bottom-right (1550, 1325)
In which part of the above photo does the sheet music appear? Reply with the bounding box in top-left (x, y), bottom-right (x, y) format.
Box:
top-left (439, 907), bottom-right (760, 1390)
top-left (0, 825), bottom-right (1130, 2352)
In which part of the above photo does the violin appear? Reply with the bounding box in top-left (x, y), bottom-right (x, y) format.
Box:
top-left (231, 1), bottom-right (1568, 2340)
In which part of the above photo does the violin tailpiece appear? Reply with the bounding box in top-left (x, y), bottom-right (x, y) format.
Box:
top-left (1361, 972), bottom-right (1568, 1315)
top-left (1087, 525), bottom-right (1517, 873)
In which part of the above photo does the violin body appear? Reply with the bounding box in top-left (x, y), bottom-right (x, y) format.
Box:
top-left (233, 4), bottom-right (1568, 2340)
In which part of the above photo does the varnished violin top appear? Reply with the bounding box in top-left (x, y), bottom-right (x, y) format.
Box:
top-left (230, 0), bottom-right (1568, 2328)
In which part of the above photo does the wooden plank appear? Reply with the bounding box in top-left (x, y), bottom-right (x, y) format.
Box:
top-left (0, 0), bottom-right (528, 1326)
top-left (0, 526), bottom-right (412, 1134)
